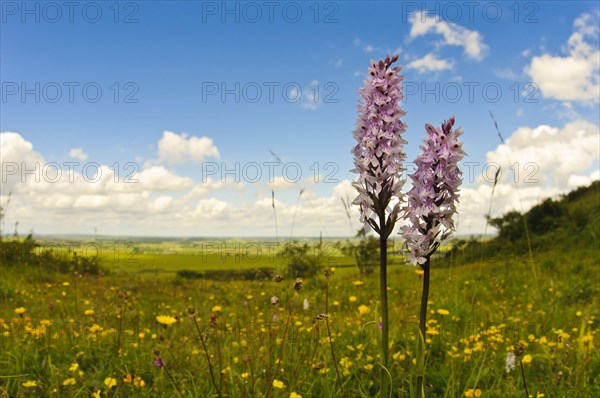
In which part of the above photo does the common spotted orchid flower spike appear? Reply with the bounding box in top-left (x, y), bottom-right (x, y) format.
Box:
top-left (401, 116), bottom-right (466, 265)
top-left (351, 54), bottom-right (407, 238)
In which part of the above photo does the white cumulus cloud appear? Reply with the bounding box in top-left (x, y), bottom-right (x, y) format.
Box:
top-left (484, 120), bottom-right (599, 187)
top-left (456, 120), bottom-right (600, 235)
top-left (408, 11), bottom-right (488, 60)
top-left (69, 147), bottom-right (88, 161)
top-left (526, 12), bottom-right (600, 103)
top-left (407, 53), bottom-right (455, 73)
top-left (158, 131), bottom-right (220, 164)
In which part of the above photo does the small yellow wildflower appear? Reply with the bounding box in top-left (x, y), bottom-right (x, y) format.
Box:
top-left (123, 374), bottom-right (132, 383)
top-left (14, 307), bottom-right (26, 315)
top-left (437, 309), bottom-right (450, 316)
top-left (133, 376), bottom-right (146, 387)
top-left (241, 372), bottom-right (250, 379)
top-left (358, 305), bottom-right (370, 315)
top-left (464, 389), bottom-right (482, 397)
top-left (212, 305), bottom-right (222, 312)
top-left (290, 393), bottom-right (303, 398)
top-left (522, 354), bottom-right (533, 364)
top-left (349, 296), bottom-right (357, 302)
top-left (353, 281), bottom-right (364, 287)
top-left (104, 377), bottom-right (117, 389)
top-left (363, 364), bottom-right (374, 371)
top-left (415, 269), bottom-right (424, 276)
top-left (62, 378), bottom-right (76, 386)
top-left (84, 309), bottom-right (95, 316)
top-left (92, 391), bottom-right (101, 398)
top-left (272, 379), bottom-right (285, 389)
top-left (22, 380), bottom-right (37, 388)
top-left (156, 315), bottom-right (177, 326)
top-left (69, 363), bottom-right (79, 372)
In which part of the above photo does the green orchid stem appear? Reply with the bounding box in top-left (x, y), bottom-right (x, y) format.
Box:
top-left (417, 256), bottom-right (431, 398)
top-left (519, 359), bottom-right (529, 398)
top-left (379, 234), bottom-right (390, 397)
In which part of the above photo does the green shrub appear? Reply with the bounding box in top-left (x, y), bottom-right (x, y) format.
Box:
top-left (280, 242), bottom-right (321, 278)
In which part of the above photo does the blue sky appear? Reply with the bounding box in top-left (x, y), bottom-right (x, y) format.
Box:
top-left (1, 1), bottom-right (599, 237)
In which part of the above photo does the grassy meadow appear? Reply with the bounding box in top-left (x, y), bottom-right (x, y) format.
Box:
top-left (0, 183), bottom-right (599, 397)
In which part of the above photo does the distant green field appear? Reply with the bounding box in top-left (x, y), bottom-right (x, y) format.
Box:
top-left (90, 238), bottom-right (407, 274)
top-left (14, 236), bottom-right (419, 275)
top-left (21, 235), bottom-right (410, 275)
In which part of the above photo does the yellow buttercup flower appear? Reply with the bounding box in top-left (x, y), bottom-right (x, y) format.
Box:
top-left (156, 315), bottom-right (177, 326)
top-left (522, 354), bottom-right (533, 364)
top-left (393, 352), bottom-right (406, 361)
top-left (69, 363), bottom-right (79, 372)
top-left (290, 393), bottom-right (303, 398)
top-left (133, 376), bottom-right (146, 387)
top-left (464, 388), bottom-right (481, 397)
top-left (22, 380), bottom-right (37, 388)
top-left (349, 296), bottom-right (357, 302)
top-left (437, 309), bottom-right (450, 316)
top-left (212, 305), bottom-right (222, 312)
top-left (104, 377), bottom-right (117, 389)
top-left (272, 379), bottom-right (285, 389)
top-left (62, 378), bottom-right (76, 386)
top-left (358, 305), bottom-right (370, 315)
top-left (14, 307), bottom-right (26, 315)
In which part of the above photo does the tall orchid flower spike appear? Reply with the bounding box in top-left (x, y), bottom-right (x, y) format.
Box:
top-left (402, 116), bottom-right (465, 398)
top-left (351, 54), bottom-right (407, 396)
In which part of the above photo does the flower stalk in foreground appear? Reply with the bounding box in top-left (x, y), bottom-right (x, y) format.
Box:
top-left (352, 53), bottom-right (407, 396)
top-left (401, 116), bottom-right (465, 397)
top-left (264, 278), bottom-right (297, 398)
top-left (153, 349), bottom-right (184, 398)
top-left (189, 308), bottom-right (222, 397)
top-left (514, 343), bottom-right (530, 398)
